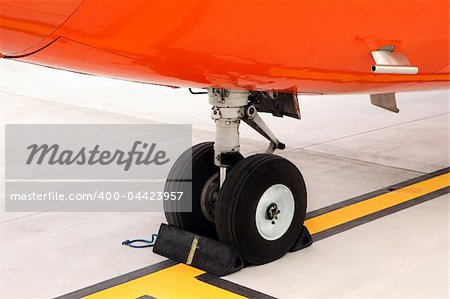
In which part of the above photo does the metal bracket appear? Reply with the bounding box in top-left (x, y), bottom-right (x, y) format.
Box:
top-left (249, 91), bottom-right (301, 119)
top-left (243, 105), bottom-right (285, 153)
top-left (371, 45), bottom-right (418, 75)
top-left (370, 92), bottom-right (399, 113)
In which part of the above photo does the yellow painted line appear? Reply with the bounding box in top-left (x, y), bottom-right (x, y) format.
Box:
top-left (305, 173), bottom-right (450, 235)
top-left (83, 263), bottom-right (245, 299)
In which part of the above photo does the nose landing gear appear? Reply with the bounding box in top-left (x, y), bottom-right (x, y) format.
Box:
top-left (163, 89), bottom-right (310, 266)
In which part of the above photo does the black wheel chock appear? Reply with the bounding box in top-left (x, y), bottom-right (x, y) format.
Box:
top-left (153, 223), bottom-right (312, 276)
top-left (153, 224), bottom-right (244, 276)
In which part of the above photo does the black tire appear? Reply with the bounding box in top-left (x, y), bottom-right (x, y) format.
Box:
top-left (164, 142), bottom-right (242, 238)
top-left (215, 154), bottom-right (307, 265)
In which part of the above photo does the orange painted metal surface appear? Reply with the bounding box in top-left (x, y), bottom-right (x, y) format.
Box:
top-left (1, 0), bottom-right (449, 93)
top-left (0, 0), bottom-right (83, 55)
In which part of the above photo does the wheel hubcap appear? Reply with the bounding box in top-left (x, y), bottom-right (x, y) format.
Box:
top-left (255, 184), bottom-right (295, 241)
top-left (200, 173), bottom-right (219, 223)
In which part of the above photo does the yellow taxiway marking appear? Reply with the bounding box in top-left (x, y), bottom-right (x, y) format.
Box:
top-left (80, 172), bottom-right (449, 299)
top-left (83, 263), bottom-right (245, 299)
top-left (305, 173), bottom-right (450, 235)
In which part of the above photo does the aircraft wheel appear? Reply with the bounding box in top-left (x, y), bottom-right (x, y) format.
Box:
top-left (216, 154), bottom-right (307, 265)
top-left (164, 142), bottom-right (242, 238)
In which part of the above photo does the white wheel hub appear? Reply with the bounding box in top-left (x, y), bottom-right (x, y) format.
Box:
top-left (255, 184), bottom-right (295, 241)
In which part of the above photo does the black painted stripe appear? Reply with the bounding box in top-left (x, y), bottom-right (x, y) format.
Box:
top-left (54, 260), bottom-right (177, 299)
top-left (197, 273), bottom-right (277, 299)
top-left (312, 186), bottom-right (449, 241)
top-left (306, 167), bottom-right (449, 219)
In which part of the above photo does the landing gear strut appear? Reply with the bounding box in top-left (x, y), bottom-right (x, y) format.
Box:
top-left (164, 89), bottom-right (308, 265)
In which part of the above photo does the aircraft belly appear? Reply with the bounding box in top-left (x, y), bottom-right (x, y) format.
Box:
top-left (4, 0), bottom-right (450, 93)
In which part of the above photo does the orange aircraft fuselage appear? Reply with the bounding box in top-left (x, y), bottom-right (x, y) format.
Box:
top-left (0, 0), bottom-right (449, 94)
